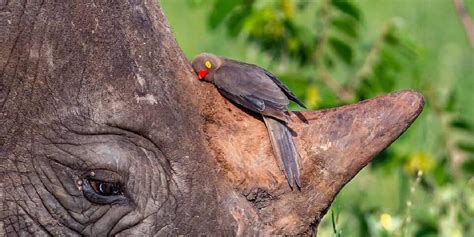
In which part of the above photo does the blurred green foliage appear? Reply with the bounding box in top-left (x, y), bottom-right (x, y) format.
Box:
top-left (162, 0), bottom-right (474, 236)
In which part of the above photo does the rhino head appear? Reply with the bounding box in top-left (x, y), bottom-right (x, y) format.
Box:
top-left (0, 1), bottom-right (423, 236)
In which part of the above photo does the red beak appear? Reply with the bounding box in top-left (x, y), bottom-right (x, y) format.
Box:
top-left (197, 69), bottom-right (209, 79)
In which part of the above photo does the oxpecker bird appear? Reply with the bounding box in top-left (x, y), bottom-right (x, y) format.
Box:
top-left (191, 53), bottom-right (306, 189)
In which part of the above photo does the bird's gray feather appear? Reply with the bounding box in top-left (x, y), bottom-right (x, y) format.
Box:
top-left (263, 116), bottom-right (301, 188)
top-left (212, 64), bottom-right (289, 118)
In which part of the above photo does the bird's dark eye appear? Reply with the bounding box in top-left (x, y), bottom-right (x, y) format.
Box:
top-left (80, 171), bottom-right (128, 205)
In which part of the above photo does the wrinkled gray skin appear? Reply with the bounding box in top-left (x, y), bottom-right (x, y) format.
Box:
top-left (0, 1), bottom-right (425, 236)
top-left (0, 1), bottom-right (254, 236)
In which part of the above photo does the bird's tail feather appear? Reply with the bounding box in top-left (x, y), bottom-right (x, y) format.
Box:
top-left (263, 116), bottom-right (301, 188)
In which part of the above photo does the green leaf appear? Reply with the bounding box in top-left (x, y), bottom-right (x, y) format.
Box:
top-left (277, 73), bottom-right (309, 99)
top-left (226, 7), bottom-right (251, 36)
top-left (379, 47), bottom-right (403, 71)
top-left (433, 157), bottom-right (453, 185)
top-left (328, 37), bottom-right (353, 64)
top-left (384, 30), bottom-right (400, 46)
top-left (444, 90), bottom-right (457, 112)
top-left (331, 17), bottom-right (358, 39)
top-left (331, 0), bottom-right (361, 21)
top-left (384, 29), bottom-right (419, 60)
top-left (414, 220), bottom-right (439, 237)
top-left (457, 141), bottom-right (474, 153)
top-left (450, 117), bottom-right (474, 132)
top-left (461, 158), bottom-right (474, 174)
top-left (209, 0), bottom-right (243, 29)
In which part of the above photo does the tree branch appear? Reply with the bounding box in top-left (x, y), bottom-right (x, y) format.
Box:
top-left (452, 0), bottom-right (474, 47)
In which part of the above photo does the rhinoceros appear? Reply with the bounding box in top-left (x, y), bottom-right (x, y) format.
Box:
top-left (0, 1), bottom-right (423, 236)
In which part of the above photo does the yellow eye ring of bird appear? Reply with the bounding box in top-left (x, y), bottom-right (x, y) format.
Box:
top-left (205, 61), bottom-right (212, 69)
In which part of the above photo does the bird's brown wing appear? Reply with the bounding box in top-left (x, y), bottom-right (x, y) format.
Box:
top-left (212, 64), bottom-right (290, 121)
top-left (223, 59), bottom-right (307, 109)
top-left (260, 69), bottom-right (307, 109)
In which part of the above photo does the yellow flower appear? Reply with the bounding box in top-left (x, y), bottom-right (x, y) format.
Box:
top-left (404, 151), bottom-right (434, 174)
top-left (281, 0), bottom-right (294, 18)
top-left (380, 213), bottom-right (392, 230)
top-left (306, 86), bottom-right (320, 109)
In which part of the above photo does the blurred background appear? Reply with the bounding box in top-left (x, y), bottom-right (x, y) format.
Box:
top-left (161, 0), bottom-right (474, 236)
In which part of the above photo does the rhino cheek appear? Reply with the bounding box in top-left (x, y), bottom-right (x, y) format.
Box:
top-left (3, 125), bottom-right (179, 236)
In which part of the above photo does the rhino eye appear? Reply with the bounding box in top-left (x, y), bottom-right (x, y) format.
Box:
top-left (80, 171), bottom-right (128, 205)
top-left (89, 179), bottom-right (122, 196)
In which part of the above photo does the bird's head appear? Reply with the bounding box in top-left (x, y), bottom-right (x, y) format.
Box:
top-left (191, 53), bottom-right (222, 81)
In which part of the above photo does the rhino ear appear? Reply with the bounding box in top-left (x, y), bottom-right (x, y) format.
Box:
top-left (202, 89), bottom-right (424, 234)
